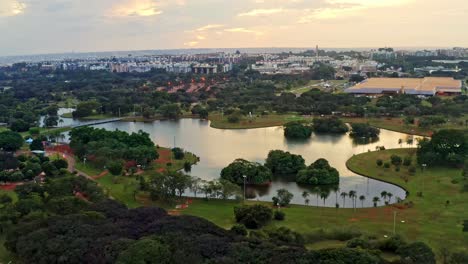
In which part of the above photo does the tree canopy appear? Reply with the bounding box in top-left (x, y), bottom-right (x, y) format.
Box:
top-left (265, 150), bottom-right (306, 175)
top-left (221, 159), bottom-right (272, 185)
top-left (296, 159), bottom-right (340, 185)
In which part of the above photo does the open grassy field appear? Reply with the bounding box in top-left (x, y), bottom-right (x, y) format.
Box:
top-left (178, 149), bottom-right (468, 260)
top-left (287, 80), bottom-right (348, 95)
top-left (209, 113), bottom-right (312, 129)
top-left (90, 147), bottom-right (198, 208)
top-left (60, 113), bottom-right (116, 120)
top-left (343, 116), bottom-right (468, 137)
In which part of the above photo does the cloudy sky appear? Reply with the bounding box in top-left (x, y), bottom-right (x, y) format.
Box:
top-left (0, 0), bottom-right (467, 55)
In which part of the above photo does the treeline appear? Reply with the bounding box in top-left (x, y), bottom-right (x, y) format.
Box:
top-left (69, 127), bottom-right (158, 169)
top-left (221, 150), bottom-right (340, 186)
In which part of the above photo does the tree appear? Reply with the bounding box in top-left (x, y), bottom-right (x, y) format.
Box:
top-left (350, 123), bottom-right (380, 138)
top-left (171, 148), bottom-right (185, 160)
top-left (302, 191), bottom-right (310, 205)
top-left (272, 189), bottom-right (294, 207)
top-left (265, 150), bottom-right (305, 175)
top-left (397, 242), bottom-right (436, 264)
top-left (390, 155), bottom-right (402, 166)
top-left (359, 195), bottom-right (366, 207)
top-left (417, 129), bottom-right (467, 167)
top-left (296, 159), bottom-right (340, 185)
top-left (312, 117), bottom-right (349, 134)
top-left (116, 238), bottom-right (171, 264)
top-left (221, 159), bottom-right (272, 185)
top-left (234, 204), bottom-right (273, 229)
top-left (158, 104), bottom-right (182, 119)
top-left (372, 197), bottom-right (380, 207)
top-left (107, 160), bottom-right (124, 176)
top-left (29, 139), bottom-right (44, 151)
top-left (0, 131), bottom-right (23, 152)
top-left (376, 159), bottom-right (383, 167)
top-left (348, 190), bottom-right (356, 210)
top-left (218, 179), bottom-right (241, 199)
top-left (284, 122), bottom-right (312, 139)
top-left (340, 192), bottom-right (348, 207)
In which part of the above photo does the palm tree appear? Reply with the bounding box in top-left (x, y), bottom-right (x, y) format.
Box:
top-left (373, 196), bottom-right (380, 207)
top-left (305, 198), bottom-right (310, 206)
top-left (302, 191), bottom-right (310, 205)
top-left (320, 191), bottom-right (328, 206)
top-left (359, 195), bottom-right (366, 208)
top-left (348, 190), bottom-right (357, 210)
top-left (387, 192), bottom-right (393, 203)
top-left (340, 192), bottom-right (348, 207)
top-left (380, 191), bottom-right (388, 203)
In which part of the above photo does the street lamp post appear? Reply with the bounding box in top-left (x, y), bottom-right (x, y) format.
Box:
top-left (422, 164), bottom-right (427, 193)
top-left (243, 175), bottom-right (247, 202)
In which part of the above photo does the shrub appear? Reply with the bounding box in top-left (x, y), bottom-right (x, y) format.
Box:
top-left (172, 148), bottom-right (185, 160)
top-left (408, 166), bottom-right (417, 175)
top-left (227, 114), bottom-right (241, 123)
top-left (274, 211), bottom-right (285, 221)
top-left (376, 159), bottom-right (383, 167)
top-left (397, 242), bottom-right (436, 264)
top-left (272, 189), bottom-right (294, 207)
top-left (395, 167), bottom-right (400, 172)
top-left (346, 237), bottom-right (371, 249)
top-left (383, 163), bottom-right (390, 169)
top-left (107, 160), bottom-right (124, 176)
top-left (403, 156), bottom-right (412, 166)
top-left (234, 204), bottom-right (273, 229)
top-left (390, 155), bottom-right (402, 166)
top-left (230, 224), bottom-right (248, 236)
top-left (378, 234), bottom-right (406, 252)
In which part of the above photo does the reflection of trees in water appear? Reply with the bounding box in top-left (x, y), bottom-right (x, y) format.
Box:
top-left (245, 185), bottom-right (270, 199)
top-left (351, 136), bottom-right (379, 146)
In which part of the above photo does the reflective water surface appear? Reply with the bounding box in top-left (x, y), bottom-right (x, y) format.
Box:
top-left (86, 118), bottom-right (421, 208)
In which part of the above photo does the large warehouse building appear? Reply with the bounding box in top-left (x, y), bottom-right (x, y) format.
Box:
top-left (345, 77), bottom-right (463, 96)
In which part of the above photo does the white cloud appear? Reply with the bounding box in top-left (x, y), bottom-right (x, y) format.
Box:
top-left (110, 0), bottom-right (163, 17)
top-left (0, 0), bottom-right (26, 17)
top-left (238, 8), bottom-right (284, 17)
top-left (184, 41), bottom-right (198, 47)
top-left (195, 24), bottom-right (225, 31)
top-left (300, 0), bottom-right (413, 22)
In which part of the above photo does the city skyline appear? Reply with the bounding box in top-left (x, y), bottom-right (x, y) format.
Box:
top-left (1, 0), bottom-right (467, 56)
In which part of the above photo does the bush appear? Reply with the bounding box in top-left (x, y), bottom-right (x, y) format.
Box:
top-left (397, 242), bottom-right (436, 264)
top-left (274, 211), bottom-right (285, 221)
top-left (272, 189), bottom-right (293, 207)
top-left (234, 204), bottom-right (273, 229)
top-left (296, 158), bottom-right (340, 185)
top-left (107, 160), bottom-right (124, 176)
top-left (390, 155), bottom-right (402, 166)
top-left (403, 156), bottom-right (412, 166)
top-left (284, 122), bottom-right (312, 139)
top-left (408, 166), bottom-right (417, 175)
top-left (376, 159), bottom-right (383, 167)
top-left (227, 114), bottom-right (241, 123)
top-left (378, 235), bottom-right (406, 252)
top-left (346, 237), bottom-right (371, 249)
top-left (230, 224), bottom-right (248, 236)
top-left (172, 148), bottom-right (185, 160)
top-left (383, 163), bottom-right (390, 169)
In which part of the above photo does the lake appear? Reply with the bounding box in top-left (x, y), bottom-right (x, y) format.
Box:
top-left (85, 118), bottom-right (421, 208)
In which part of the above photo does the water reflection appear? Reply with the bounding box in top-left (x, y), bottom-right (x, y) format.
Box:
top-left (87, 118), bottom-right (422, 208)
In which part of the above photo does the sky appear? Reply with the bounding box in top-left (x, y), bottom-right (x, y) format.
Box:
top-left (0, 0), bottom-right (467, 56)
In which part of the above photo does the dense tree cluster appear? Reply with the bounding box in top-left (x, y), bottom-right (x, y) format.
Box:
top-left (0, 131), bottom-right (23, 152)
top-left (350, 123), bottom-right (380, 138)
top-left (284, 122), bottom-right (313, 139)
top-left (69, 127), bottom-right (158, 168)
top-left (417, 129), bottom-right (467, 167)
top-left (220, 159), bottom-right (272, 185)
top-left (0, 154), bottom-right (68, 183)
top-left (296, 159), bottom-right (340, 185)
top-left (265, 150), bottom-right (306, 175)
top-left (312, 117), bottom-right (349, 134)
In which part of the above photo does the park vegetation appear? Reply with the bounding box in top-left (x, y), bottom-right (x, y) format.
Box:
top-left (69, 127), bottom-right (158, 170)
top-left (296, 158), bottom-right (340, 185)
top-left (284, 122), bottom-right (313, 139)
top-left (312, 117), bottom-right (349, 134)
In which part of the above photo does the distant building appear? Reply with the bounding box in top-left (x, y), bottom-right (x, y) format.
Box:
top-left (345, 77), bottom-right (463, 96)
top-left (192, 64), bottom-right (218, 74)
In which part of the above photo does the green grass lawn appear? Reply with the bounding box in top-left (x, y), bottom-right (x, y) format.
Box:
top-left (74, 161), bottom-right (104, 177)
top-left (179, 149), bottom-right (467, 261)
top-left (209, 113), bottom-right (312, 129)
top-left (92, 147), bottom-right (198, 208)
top-left (61, 113), bottom-right (116, 120)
